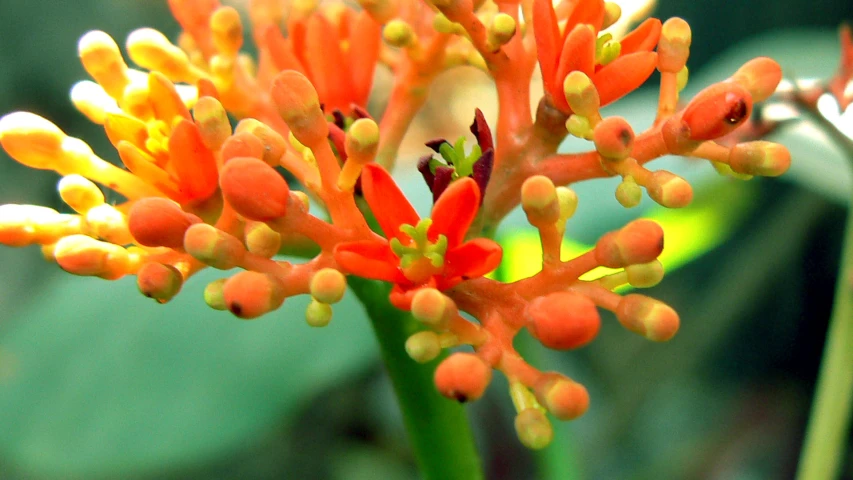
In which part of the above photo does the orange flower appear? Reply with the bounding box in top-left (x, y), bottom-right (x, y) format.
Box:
top-left (533, 0), bottom-right (661, 113)
top-left (261, 6), bottom-right (381, 115)
top-left (334, 164), bottom-right (502, 309)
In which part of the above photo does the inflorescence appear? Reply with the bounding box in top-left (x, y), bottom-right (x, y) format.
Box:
top-left (0, 0), bottom-right (791, 448)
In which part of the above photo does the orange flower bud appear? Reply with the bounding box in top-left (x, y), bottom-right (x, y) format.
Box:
top-left (521, 175), bottom-right (560, 227)
top-left (244, 221), bottom-right (282, 258)
top-left (234, 119), bottom-right (287, 166)
top-left (682, 83), bottom-right (752, 141)
top-left (593, 116), bottom-right (634, 159)
top-left (533, 375), bottom-right (590, 420)
top-left (128, 198), bottom-right (201, 248)
top-left (646, 170), bottom-right (693, 208)
top-left (434, 352), bottom-right (492, 402)
top-left (193, 96), bottom-right (232, 152)
top-left (514, 408), bottom-right (553, 449)
top-left (310, 268), bottom-right (347, 304)
top-left (183, 223), bottom-right (246, 269)
top-left (210, 6), bottom-right (243, 58)
top-left (127, 28), bottom-right (196, 82)
top-left (222, 271), bottom-right (286, 319)
top-left (220, 157), bottom-right (290, 221)
top-left (0, 205), bottom-right (81, 247)
top-left (137, 262), bottom-right (183, 303)
top-left (405, 331), bottom-right (442, 363)
top-left (85, 204), bottom-right (134, 245)
top-left (526, 292), bottom-right (601, 350)
top-left (615, 294), bottom-right (680, 341)
top-left (220, 131), bottom-right (266, 163)
top-left (271, 70), bottom-right (329, 146)
top-left (728, 141), bottom-right (791, 177)
top-left (728, 57), bottom-right (782, 103)
top-left (58, 174), bottom-right (105, 214)
top-left (657, 17), bottom-right (691, 73)
top-left (77, 31), bottom-right (130, 100)
top-left (411, 288), bottom-right (456, 330)
top-left (0, 112), bottom-right (90, 173)
top-left (54, 234), bottom-right (132, 280)
top-left (595, 219), bottom-right (664, 268)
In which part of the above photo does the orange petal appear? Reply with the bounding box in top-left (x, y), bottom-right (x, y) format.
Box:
top-left (167, 0), bottom-right (219, 56)
top-left (593, 51), bottom-right (657, 106)
top-left (429, 177), bottom-right (479, 248)
top-left (263, 25), bottom-right (305, 73)
top-left (360, 164), bottom-right (420, 242)
top-left (197, 77), bottom-right (220, 99)
top-left (444, 238), bottom-right (503, 282)
top-left (334, 240), bottom-right (403, 283)
top-left (554, 24), bottom-right (596, 110)
top-left (104, 112), bottom-right (148, 150)
top-left (564, 0), bottom-right (604, 39)
top-left (148, 72), bottom-right (192, 122)
top-left (348, 11), bottom-right (382, 108)
top-left (303, 13), bottom-right (349, 111)
top-left (116, 141), bottom-right (184, 200)
top-left (619, 18), bottom-right (661, 55)
top-left (682, 82), bottom-right (752, 140)
top-left (168, 119), bottom-right (219, 202)
top-left (533, 0), bottom-right (562, 97)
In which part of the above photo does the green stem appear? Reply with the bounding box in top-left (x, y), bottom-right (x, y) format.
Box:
top-left (796, 197), bottom-right (853, 480)
top-left (348, 277), bottom-right (484, 480)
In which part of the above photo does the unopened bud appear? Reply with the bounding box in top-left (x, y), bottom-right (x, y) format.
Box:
top-left (593, 116), bottom-right (634, 159)
top-left (728, 57), bottom-right (782, 103)
top-left (602, 2), bottom-right (622, 29)
top-left (126, 28), bottom-right (195, 81)
top-left (728, 141), bottom-right (790, 177)
top-left (682, 82), bottom-right (752, 141)
top-left (222, 271), bottom-right (286, 319)
top-left (221, 131), bottom-right (266, 162)
top-left (58, 174), bottom-right (105, 214)
top-left (184, 223), bottom-right (246, 269)
top-left (595, 219), bottom-right (664, 268)
top-left (526, 292), bottom-right (601, 350)
top-left (556, 187), bottom-right (578, 221)
top-left (245, 221), bottom-right (282, 258)
top-left (563, 71), bottom-right (600, 118)
top-left (54, 234), bottom-right (131, 280)
top-left (210, 6), bottom-right (243, 58)
top-left (137, 262), bottom-right (183, 302)
top-left (514, 408), bottom-right (553, 450)
top-left (383, 19), bottom-right (415, 48)
top-left (405, 331), bottom-right (442, 363)
top-left (0, 205), bottom-right (81, 247)
top-left (411, 288), bottom-right (456, 330)
top-left (85, 204), bottom-right (134, 245)
top-left (487, 13), bottom-right (516, 50)
top-left (204, 278), bottom-right (228, 310)
top-left (565, 114), bottom-right (593, 139)
top-left (434, 352), bottom-right (492, 402)
top-left (625, 260), bottom-right (664, 288)
top-left (0, 112), bottom-right (92, 173)
top-left (193, 96), bottom-right (232, 151)
top-left (128, 198), bottom-right (201, 248)
top-left (615, 176), bottom-right (642, 208)
top-left (305, 299), bottom-right (333, 327)
top-left (77, 30), bottom-right (130, 99)
top-left (234, 119), bottom-right (287, 166)
top-left (534, 375), bottom-right (589, 420)
top-left (339, 118), bottom-right (380, 190)
top-left (271, 70), bottom-right (328, 146)
top-left (615, 294), bottom-right (680, 341)
top-left (657, 17), bottom-right (691, 73)
top-left (521, 175), bottom-right (560, 227)
top-left (310, 268), bottom-right (347, 304)
top-left (647, 170), bottom-right (693, 208)
top-left (220, 157), bottom-right (290, 221)
top-left (70, 81), bottom-right (120, 124)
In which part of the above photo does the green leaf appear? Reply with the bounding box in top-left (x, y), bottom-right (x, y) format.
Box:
top-left (0, 265), bottom-right (377, 477)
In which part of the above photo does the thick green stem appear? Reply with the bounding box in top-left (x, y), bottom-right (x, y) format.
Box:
top-left (796, 197), bottom-right (853, 480)
top-left (349, 277), bottom-right (484, 480)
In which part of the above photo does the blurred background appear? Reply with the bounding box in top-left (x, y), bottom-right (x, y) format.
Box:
top-left (0, 0), bottom-right (851, 479)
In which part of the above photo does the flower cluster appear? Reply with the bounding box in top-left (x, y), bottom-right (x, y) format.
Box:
top-left (0, 0), bottom-right (791, 448)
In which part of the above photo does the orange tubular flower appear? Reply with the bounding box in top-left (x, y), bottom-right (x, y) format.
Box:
top-left (261, 6), bottom-right (381, 115)
top-left (533, 0), bottom-right (661, 112)
top-left (334, 164), bottom-right (502, 309)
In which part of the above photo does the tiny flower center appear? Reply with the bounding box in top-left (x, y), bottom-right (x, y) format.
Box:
top-left (390, 218), bottom-right (448, 284)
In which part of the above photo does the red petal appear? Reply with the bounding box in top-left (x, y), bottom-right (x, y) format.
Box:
top-left (334, 240), bottom-right (403, 283)
top-left (168, 119), bottom-right (219, 202)
top-left (429, 177), bottom-right (479, 247)
top-left (360, 164), bottom-right (420, 242)
top-left (348, 11), bottom-right (382, 108)
top-left (533, 0), bottom-right (562, 97)
top-left (564, 0), bottom-right (605, 36)
top-left (444, 238), bottom-right (503, 280)
top-left (263, 26), bottom-right (305, 73)
top-left (304, 13), bottom-right (349, 111)
top-left (554, 24), bottom-right (596, 111)
top-left (593, 51), bottom-right (657, 106)
top-left (619, 18), bottom-right (661, 55)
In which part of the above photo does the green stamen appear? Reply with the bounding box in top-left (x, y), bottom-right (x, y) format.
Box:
top-left (390, 219), bottom-right (448, 269)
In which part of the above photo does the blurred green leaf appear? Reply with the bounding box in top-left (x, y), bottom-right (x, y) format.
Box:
top-left (0, 264), bottom-right (378, 478)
